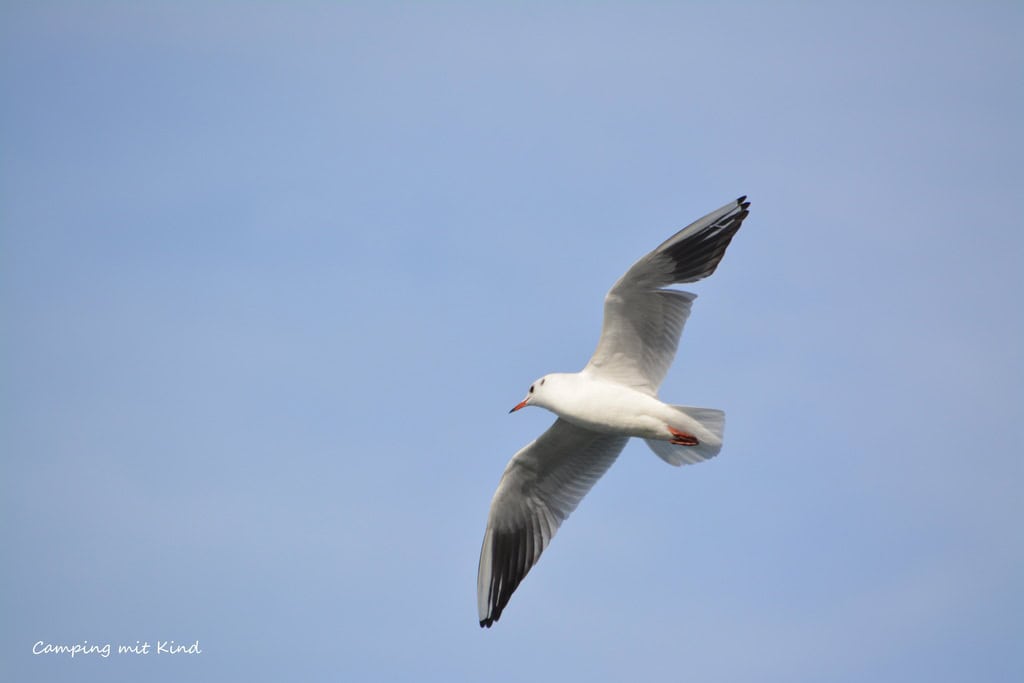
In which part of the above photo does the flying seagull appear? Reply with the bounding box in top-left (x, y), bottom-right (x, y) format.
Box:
top-left (477, 196), bottom-right (750, 627)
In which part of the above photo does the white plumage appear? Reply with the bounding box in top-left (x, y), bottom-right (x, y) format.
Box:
top-left (478, 196), bottom-right (751, 627)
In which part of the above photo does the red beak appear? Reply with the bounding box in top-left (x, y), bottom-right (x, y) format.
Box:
top-left (509, 400), bottom-right (528, 413)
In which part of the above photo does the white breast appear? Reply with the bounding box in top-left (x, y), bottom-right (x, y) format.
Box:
top-left (542, 373), bottom-right (675, 439)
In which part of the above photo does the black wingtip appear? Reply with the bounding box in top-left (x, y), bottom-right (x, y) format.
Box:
top-left (480, 619), bottom-right (494, 628)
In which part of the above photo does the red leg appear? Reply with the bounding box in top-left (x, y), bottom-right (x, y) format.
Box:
top-left (667, 426), bottom-right (699, 446)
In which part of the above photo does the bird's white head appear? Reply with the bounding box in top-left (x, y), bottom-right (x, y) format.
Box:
top-left (509, 375), bottom-right (553, 413)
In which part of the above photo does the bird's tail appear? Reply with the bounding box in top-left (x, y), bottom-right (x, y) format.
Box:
top-left (644, 406), bottom-right (725, 466)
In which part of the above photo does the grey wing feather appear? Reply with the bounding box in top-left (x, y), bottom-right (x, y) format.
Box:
top-left (477, 419), bottom-right (628, 627)
top-left (585, 196), bottom-right (750, 393)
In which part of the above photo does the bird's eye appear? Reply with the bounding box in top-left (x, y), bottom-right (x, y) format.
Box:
top-left (540, 378), bottom-right (546, 386)
top-left (529, 385), bottom-right (534, 393)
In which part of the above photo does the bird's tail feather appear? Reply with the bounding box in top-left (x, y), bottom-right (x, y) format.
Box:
top-left (644, 406), bottom-right (725, 466)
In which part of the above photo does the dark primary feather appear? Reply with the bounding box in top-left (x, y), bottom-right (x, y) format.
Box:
top-left (643, 195), bottom-right (749, 286)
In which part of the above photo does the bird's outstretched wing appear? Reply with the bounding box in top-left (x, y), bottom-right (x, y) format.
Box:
top-left (584, 196), bottom-right (750, 394)
top-left (477, 419), bottom-right (628, 627)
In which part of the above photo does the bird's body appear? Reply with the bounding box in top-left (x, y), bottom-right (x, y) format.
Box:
top-left (478, 196), bottom-right (751, 627)
top-left (528, 372), bottom-right (713, 443)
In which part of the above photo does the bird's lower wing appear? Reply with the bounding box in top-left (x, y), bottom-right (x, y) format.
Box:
top-left (477, 419), bottom-right (628, 627)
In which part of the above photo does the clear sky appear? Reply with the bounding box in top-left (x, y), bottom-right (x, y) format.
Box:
top-left (2, 2), bottom-right (1022, 682)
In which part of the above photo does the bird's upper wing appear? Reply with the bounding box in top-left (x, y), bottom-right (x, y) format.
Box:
top-left (583, 196), bottom-right (750, 394)
top-left (477, 418), bottom-right (628, 627)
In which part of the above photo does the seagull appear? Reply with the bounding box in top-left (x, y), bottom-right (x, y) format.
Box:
top-left (477, 196), bottom-right (750, 627)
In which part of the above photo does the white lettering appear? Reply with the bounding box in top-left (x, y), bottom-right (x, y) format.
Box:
top-left (118, 641), bottom-right (151, 655)
top-left (156, 639), bottom-right (202, 655)
top-left (31, 640), bottom-right (110, 658)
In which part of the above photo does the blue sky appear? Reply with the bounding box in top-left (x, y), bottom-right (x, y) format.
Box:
top-left (2, 2), bottom-right (1022, 681)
